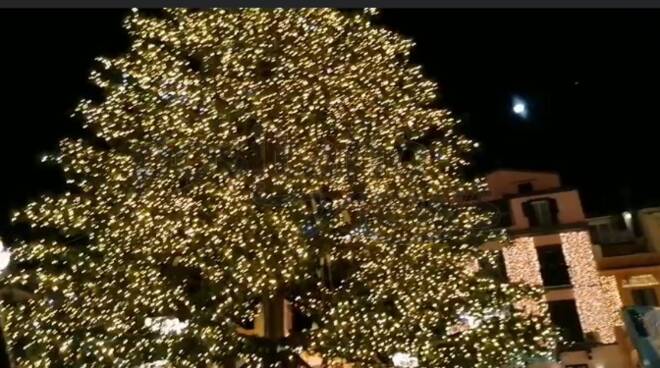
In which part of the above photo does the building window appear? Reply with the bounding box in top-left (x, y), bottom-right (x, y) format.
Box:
top-left (548, 299), bottom-right (585, 343)
top-left (531, 200), bottom-right (552, 227)
top-left (632, 288), bottom-right (659, 306)
top-left (536, 245), bottom-right (571, 287)
top-left (517, 182), bottom-right (533, 194)
top-left (493, 200), bottom-right (512, 228)
top-left (522, 198), bottom-right (558, 228)
top-left (590, 216), bottom-right (634, 245)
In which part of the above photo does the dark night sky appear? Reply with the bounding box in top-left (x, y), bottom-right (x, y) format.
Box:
top-left (0, 9), bottom-right (659, 236)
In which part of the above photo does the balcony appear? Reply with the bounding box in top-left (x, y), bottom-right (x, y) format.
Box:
top-left (598, 230), bottom-right (637, 247)
top-left (600, 241), bottom-right (648, 257)
top-left (595, 239), bottom-right (660, 270)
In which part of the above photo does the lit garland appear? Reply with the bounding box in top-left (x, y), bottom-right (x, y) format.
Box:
top-left (392, 352), bottom-right (419, 367)
top-left (0, 8), bottom-right (559, 367)
top-left (145, 317), bottom-right (189, 336)
top-left (503, 237), bottom-right (543, 285)
top-left (503, 233), bottom-right (623, 344)
top-left (560, 231), bottom-right (622, 343)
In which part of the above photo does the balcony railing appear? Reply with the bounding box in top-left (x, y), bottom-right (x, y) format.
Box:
top-left (600, 241), bottom-right (649, 257)
top-left (595, 240), bottom-right (660, 270)
top-left (598, 230), bottom-right (636, 245)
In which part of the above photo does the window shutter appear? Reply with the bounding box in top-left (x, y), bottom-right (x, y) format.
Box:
top-left (588, 225), bottom-right (600, 244)
top-left (522, 201), bottom-right (538, 227)
top-left (631, 212), bottom-right (643, 237)
top-left (548, 198), bottom-right (559, 224)
top-left (497, 200), bottom-right (512, 227)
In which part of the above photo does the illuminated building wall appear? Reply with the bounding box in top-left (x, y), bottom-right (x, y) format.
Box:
top-left (503, 237), bottom-right (542, 286)
top-left (485, 169), bottom-right (629, 367)
top-left (502, 232), bottom-right (622, 344)
top-left (560, 231), bottom-right (622, 343)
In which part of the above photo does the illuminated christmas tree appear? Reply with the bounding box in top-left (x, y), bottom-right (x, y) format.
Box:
top-left (0, 8), bottom-right (559, 368)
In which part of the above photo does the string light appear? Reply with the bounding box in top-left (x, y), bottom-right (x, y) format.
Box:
top-left (560, 231), bottom-right (622, 343)
top-left (501, 233), bottom-right (623, 344)
top-left (139, 360), bottom-right (169, 368)
top-left (145, 317), bottom-right (189, 336)
top-left (392, 352), bottom-right (419, 367)
top-left (503, 237), bottom-right (543, 285)
top-left (0, 8), bottom-right (559, 367)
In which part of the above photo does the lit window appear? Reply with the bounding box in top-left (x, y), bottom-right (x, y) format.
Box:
top-left (531, 200), bottom-right (553, 227)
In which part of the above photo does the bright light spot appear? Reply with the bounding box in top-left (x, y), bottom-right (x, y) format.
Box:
top-left (461, 314), bottom-right (481, 328)
top-left (145, 317), bottom-right (188, 335)
top-left (458, 308), bottom-right (508, 331)
top-left (392, 352), bottom-right (419, 368)
top-left (0, 240), bottom-right (10, 272)
top-left (513, 103), bottom-right (525, 114)
top-left (623, 211), bottom-right (632, 221)
top-left (139, 360), bottom-right (169, 368)
top-left (512, 97), bottom-right (528, 118)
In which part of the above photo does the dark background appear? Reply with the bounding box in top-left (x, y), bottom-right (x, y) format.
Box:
top-left (0, 9), bottom-right (658, 237)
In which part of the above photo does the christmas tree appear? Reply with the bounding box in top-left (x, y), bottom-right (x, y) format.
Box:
top-left (0, 8), bottom-right (559, 368)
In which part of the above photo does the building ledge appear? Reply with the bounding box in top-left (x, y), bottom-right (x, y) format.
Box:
top-left (597, 253), bottom-right (660, 271)
top-left (558, 341), bottom-right (619, 353)
top-left (509, 222), bottom-right (589, 237)
top-left (499, 186), bottom-right (578, 200)
top-left (545, 284), bottom-right (573, 290)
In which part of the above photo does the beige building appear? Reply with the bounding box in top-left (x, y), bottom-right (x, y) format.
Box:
top-left (482, 169), bottom-right (628, 368)
top-left (239, 169), bottom-right (660, 368)
top-left (589, 207), bottom-right (660, 367)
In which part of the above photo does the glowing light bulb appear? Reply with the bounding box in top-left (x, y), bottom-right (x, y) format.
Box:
top-left (0, 240), bottom-right (10, 272)
top-left (392, 352), bottom-right (419, 368)
top-left (144, 317), bottom-right (188, 335)
top-left (139, 360), bottom-right (169, 368)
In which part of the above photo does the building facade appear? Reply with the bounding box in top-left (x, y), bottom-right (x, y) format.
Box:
top-left (214, 169), bottom-right (660, 368)
top-left (482, 170), bottom-right (628, 368)
top-left (589, 207), bottom-right (660, 367)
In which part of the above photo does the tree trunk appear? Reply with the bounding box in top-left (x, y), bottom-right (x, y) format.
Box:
top-left (263, 295), bottom-right (285, 339)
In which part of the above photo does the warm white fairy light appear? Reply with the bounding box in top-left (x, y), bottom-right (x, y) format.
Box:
top-left (514, 298), bottom-right (547, 317)
top-left (502, 232), bottom-right (623, 344)
top-left (392, 352), bottom-right (419, 368)
top-left (502, 237), bottom-right (543, 285)
top-left (561, 231), bottom-right (622, 343)
top-left (0, 8), bottom-right (560, 368)
top-left (139, 360), bottom-right (169, 368)
top-left (145, 317), bottom-right (189, 336)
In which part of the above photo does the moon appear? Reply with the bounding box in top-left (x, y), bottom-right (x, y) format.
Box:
top-left (512, 97), bottom-right (528, 118)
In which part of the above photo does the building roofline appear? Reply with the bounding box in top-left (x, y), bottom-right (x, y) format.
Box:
top-left (484, 168), bottom-right (559, 176)
top-left (639, 206), bottom-right (660, 214)
top-left (508, 222), bottom-right (589, 237)
top-left (586, 206), bottom-right (660, 220)
top-left (498, 186), bottom-right (578, 200)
